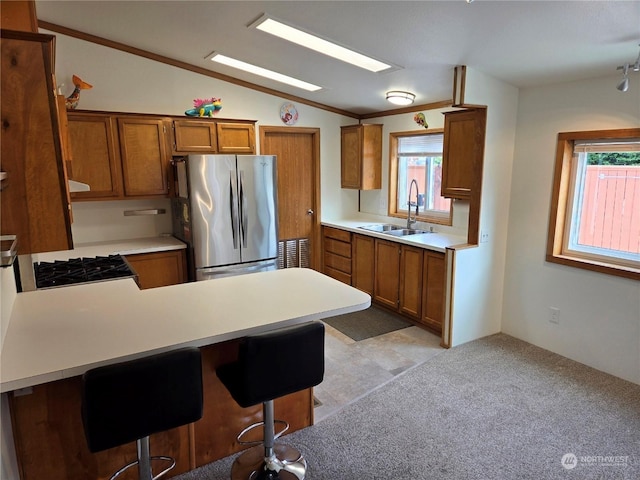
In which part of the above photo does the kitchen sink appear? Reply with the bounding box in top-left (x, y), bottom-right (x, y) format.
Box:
top-left (383, 228), bottom-right (432, 237)
top-left (358, 224), bottom-right (404, 232)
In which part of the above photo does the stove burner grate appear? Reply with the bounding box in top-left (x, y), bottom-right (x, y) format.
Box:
top-left (34, 255), bottom-right (136, 289)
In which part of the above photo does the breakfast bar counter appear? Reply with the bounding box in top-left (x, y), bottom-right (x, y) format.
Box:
top-left (1, 268), bottom-right (370, 479)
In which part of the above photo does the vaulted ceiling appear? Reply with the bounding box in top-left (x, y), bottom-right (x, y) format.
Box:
top-left (35, 1), bottom-right (640, 116)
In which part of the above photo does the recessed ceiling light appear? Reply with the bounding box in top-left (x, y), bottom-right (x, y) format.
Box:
top-left (250, 15), bottom-right (394, 73)
top-left (209, 53), bottom-right (322, 92)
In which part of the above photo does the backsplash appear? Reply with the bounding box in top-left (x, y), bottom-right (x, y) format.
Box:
top-left (71, 199), bottom-right (173, 244)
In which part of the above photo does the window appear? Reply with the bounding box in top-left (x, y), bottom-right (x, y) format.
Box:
top-left (389, 130), bottom-right (452, 225)
top-left (547, 129), bottom-right (640, 280)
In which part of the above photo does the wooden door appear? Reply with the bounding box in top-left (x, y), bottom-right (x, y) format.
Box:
top-left (352, 233), bottom-right (375, 295)
top-left (68, 114), bottom-right (123, 199)
top-left (374, 239), bottom-right (400, 309)
top-left (117, 117), bottom-right (170, 197)
top-left (399, 245), bottom-right (423, 320)
top-left (421, 251), bottom-right (445, 333)
top-left (260, 127), bottom-right (320, 269)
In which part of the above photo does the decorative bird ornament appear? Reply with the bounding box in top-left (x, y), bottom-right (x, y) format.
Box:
top-left (65, 75), bottom-right (93, 109)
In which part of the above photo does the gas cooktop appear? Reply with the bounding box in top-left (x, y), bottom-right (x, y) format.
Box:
top-left (33, 255), bottom-right (136, 289)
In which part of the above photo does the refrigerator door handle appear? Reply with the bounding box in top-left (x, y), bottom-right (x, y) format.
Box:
top-left (239, 170), bottom-right (248, 247)
top-left (230, 170), bottom-right (239, 249)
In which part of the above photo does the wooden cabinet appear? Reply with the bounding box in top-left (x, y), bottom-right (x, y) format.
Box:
top-left (172, 118), bottom-right (218, 153)
top-left (340, 124), bottom-right (382, 190)
top-left (8, 338), bottom-right (313, 479)
top-left (0, 0), bottom-right (38, 32)
top-left (441, 108), bottom-right (486, 200)
top-left (0, 30), bottom-right (73, 255)
top-left (399, 245), bottom-right (423, 320)
top-left (216, 122), bottom-right (255, 153)
top-left (67, 112), bottom-right (172, 200)
top-left (322, 226), bottom-right (352, 285)
top-left (352, 234), bottom-right (375, 296)
top-left (117, 117), bottom-right (171, 196)
top-left (172, 118), bottom-right (256, 154)
top-left (125, 250), bottom-right (187, 289)
top-left (421, 251), bottom-right (445, 333)
top-left (373, 239), bottom-right (400, 309)
top-left (67, 113), bottom-right (122, 199)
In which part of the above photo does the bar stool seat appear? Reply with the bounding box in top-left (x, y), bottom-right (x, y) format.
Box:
top-left (81, 347), bottom-right (204, 480)
top-left (216, 321), bottom-right (325, 480)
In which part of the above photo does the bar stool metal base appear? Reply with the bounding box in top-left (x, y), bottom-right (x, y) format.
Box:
top-left (231, 444), bottom-right (308, 480)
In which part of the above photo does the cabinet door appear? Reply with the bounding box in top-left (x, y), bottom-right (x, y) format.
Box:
top-left (216, 122), bottom-right (256, 153)
top-left (1, 31), bottom-right (72, 254)
top-left (441, 108), bottom-right (486, 199)
top-left (125, 250), bottom-right (187, 289)
top-left (341, 125), bottom-right (362, 189)
top-left (68, 114), bottom-right (123, 199)
top-left (118, 117), bottom-right (170, 196)
top-left (374, 239), bottom-right (400, 309)
top-left (352, 234), bottom-right (375, 295)
top-left (421, 251), bottom-right (445, 333)
top-left (399, 245), bottom-right (423, 320)
top-left (322, 226), bottom-right (351, 285)
top-left (173, 119), bottom-right (217, 153)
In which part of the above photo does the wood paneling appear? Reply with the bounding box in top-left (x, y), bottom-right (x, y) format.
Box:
top-left (0, 30), bottom-right (72, 254)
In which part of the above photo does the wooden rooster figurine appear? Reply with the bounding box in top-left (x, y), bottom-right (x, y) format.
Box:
top-left (65, 75), bottom-right (92, 109)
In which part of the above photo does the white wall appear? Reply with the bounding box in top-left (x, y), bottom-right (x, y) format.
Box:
top-left (448, 68), bottom-right (519, 346)
top-left (502, 74), bottom-right (640, 384)
top-left (46, 30), bottom-right (357, 242)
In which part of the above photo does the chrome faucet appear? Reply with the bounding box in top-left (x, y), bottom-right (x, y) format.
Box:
top-left (407, 179), bottom-right (419, 229)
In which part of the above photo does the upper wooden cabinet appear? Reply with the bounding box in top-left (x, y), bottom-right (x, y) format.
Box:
top-left (341, 124), bottom-right (382, 190)
top-left (173, 119), bottom-right (218, 153)
top-left (1, 30), bottom-right (72, 254)
top-left (441, 108), bottom-right (486, 200)
top-left (172, 118), bottom-right (256, 154)
top-left (1, 1), bottom-right (38, 32)
top-left (67, 112), bottom-right (172, 200)
top-left (216, 122), bottom-right (255, 153)
top-left (67, 114), bottom-right (122, 199)
top-left (117, 117), bottom-right (171, 196)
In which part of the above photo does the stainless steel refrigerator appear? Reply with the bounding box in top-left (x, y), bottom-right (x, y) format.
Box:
top-left (172, 154), bottom-right (278, 281)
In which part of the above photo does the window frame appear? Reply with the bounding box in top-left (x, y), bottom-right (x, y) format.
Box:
top-left (546, 128), bottom-right (640, 281)
top-left (388, 129), bottom-right (452, 226)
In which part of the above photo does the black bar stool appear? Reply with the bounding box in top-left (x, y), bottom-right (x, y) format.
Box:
top-left (81, 347), bottom-right (204, 480)
top-left (216, 321), bottom-right (325, 480)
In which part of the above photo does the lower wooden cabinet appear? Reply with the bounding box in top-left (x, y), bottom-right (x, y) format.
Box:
top-left (351, 234), bottom-right (374, 296)
top-left (421, 251), bottom-right (445, 333)
top-left (373, 239), bottom-right (400, 310)
top-left (8, 339), bottom-right (313, 480)
top-left (399, 245), bottom-right (424, 320)
top-left (124, 250), bottom-right (187, 289)
top-left (322, 226), bottom-right (352, 284)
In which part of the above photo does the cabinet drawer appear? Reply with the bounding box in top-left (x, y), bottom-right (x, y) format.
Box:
top-left (324, 237), bottom-right (351, 258)
top-left (324, 252), bottom-right (352, 274)
top-left (324, 266), bottom-right (351, 285)
top-left (323, 226), bottom-right (351, 242)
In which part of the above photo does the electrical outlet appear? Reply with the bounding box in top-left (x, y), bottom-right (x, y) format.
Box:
top-left (480, 230), bottom-right (489, 243)
top-left (549, 307), bottom-right (560, 325)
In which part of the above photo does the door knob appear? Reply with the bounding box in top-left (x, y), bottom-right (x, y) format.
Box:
top-left (307, 209), bottom-right (314, 215)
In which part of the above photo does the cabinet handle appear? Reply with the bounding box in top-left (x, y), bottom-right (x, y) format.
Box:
top-left (307, 209), bottom-right (314, 215)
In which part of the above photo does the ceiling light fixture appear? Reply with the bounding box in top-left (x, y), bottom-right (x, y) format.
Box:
top-left (615, 44), bottom-right (640, 92)
top-left (386, 90), bottom-right (415, 106)
top-left (250, 14), bottom-right (394, 73)
top-left (209, 53), bottom-right (322, 92)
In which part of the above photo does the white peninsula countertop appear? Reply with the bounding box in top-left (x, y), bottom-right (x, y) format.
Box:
top-left (0, 268), bottom-right (370, 393)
